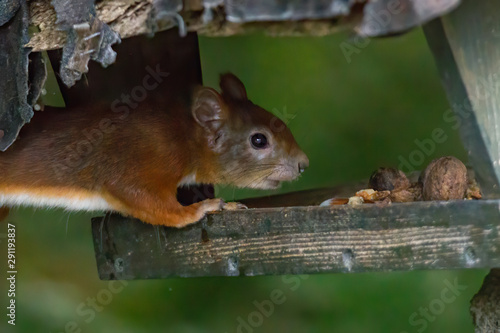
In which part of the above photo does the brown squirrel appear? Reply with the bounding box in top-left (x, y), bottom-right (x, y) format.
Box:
top-left (0, 73), bottom-right (308, 227)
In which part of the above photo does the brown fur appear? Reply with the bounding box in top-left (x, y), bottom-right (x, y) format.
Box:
top-left (0, 74), bottom-right (308, 227)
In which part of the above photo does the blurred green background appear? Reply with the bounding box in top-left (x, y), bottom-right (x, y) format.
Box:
top-left (0, 28), bottom-right (487, 333)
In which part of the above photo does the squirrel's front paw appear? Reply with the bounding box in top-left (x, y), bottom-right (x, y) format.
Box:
top-left (202, 198), bottom-right (225, 212)
top-left (201, 199), bottom-right (247, 215)
top-left (222, 202), bottom-right (248, 210)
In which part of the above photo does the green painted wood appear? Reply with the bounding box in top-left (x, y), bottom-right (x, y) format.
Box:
top-left (424, 0), bottom-right (500, 198)
top-left (92, 199), bottom-right (500, 280)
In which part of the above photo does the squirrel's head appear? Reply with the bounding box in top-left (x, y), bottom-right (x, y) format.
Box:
top-left (192, 73), bottom-right (308, 189)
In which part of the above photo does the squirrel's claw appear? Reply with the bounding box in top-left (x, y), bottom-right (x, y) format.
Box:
top-left (222, 202), bottom-right (248, 210)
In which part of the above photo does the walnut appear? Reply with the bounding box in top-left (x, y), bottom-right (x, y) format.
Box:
top-left (421, 156), bottom-right (468, 201)
top-left (369, 167), bottom-right (410, 191)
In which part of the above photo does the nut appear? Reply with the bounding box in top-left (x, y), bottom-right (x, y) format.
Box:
top-left (356, 189), bottom-right (390, 201)
top-left (348, 196), bottom-right (364, 207)
top-left (369, 167), bottom-right (410, 191)
top-left (421, 156), bottom-right (468, 201)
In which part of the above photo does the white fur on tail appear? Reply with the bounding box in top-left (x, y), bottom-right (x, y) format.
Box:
top-left (0, 192), bottom-right (111, 211)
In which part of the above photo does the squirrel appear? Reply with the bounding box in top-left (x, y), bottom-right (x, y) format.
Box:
top-left (0, 73), bottom-right (308, 228)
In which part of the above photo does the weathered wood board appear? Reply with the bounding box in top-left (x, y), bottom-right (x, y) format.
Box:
top-left (28, 0), bottom-right (460, 51)
top-left (92, 199), bottom-right (500, 280)
top-left (424, 0), bottom-right (500, 198)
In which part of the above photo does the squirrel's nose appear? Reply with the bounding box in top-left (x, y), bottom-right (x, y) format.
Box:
top-left (297, 152), bottom-right (309, 174)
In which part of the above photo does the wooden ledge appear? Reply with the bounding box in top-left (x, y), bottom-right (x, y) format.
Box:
top-left (92, 199), bottom-right (500, 280)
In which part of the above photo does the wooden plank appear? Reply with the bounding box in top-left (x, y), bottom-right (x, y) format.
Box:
top-left (46, 28), bottom-right (202, 108)
top-left (27, 0), bottom-right (348, 51)
top-left (28, 0), bottom-right (460, 51)
top-left (92, 199), bottom-right (500, 280)
top-left (423, 0), bottom-right (500, 198)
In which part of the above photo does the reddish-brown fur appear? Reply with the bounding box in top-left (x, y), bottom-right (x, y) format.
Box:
top-left (0, 74), bottom-right (308, 227)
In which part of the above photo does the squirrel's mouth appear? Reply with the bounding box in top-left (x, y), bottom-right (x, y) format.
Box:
top-left (239, 164), bottom-right (303, 190)
top-left (266, 167), bottom-right (301, 183)
top-left (261, 170), bottom-right (300, 189)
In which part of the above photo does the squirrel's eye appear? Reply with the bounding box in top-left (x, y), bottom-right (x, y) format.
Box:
top-left (250, 133), bottom-right (268, 149)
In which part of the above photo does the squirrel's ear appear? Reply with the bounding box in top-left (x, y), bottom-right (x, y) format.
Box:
top-left (192, 87), bottom-right (226, 132)
top-left (220, 73), bottom-right (247, 101)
